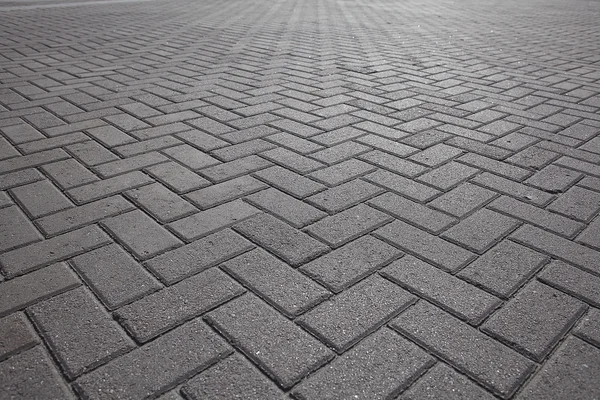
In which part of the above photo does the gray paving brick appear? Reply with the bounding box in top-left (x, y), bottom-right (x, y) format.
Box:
top-left (506, 146), bottom-right (559, 169)
top-left (253, 165), bottom-right (325, 198)
top-left (261, 147), bottom-right (324, 173)
top-left (245, 187), bottom-right (326, 228)
top-left (234, 213), bottom-right (328, 266)
top-left (447, 136), bottom-right (512, 160)
top-left (308, 159), bottom-right (375, 186)
top-left (0, 123), bottom-right (45, 144)
top-left (181, 354), bottom-right (283, 400)
top-left (67, 171), bottom-right (154, 203)
top-left (40, 159), bottom-right (99, 189)
top-left (441, 208), bottom-right (519, 253)
top-left (482, 281), bottom-right (585, 361)
top-left (202, 155), bottom-right (272, 183)
top-left (0, 346), bottom-right (74, 400)
top-left (428, 182), bottom-right (496, 217)
top-left (511, 224), bottom-right (600, 276)
top-left (391, 301), bottom-right (534, 398)
top-left (128, 122), bottom-right (190, 140)
top-left (576, 216), bottom-right (600, 249)
top-left (74, 318), bottom-right (231, 400)
top-left (67, 141), bottom-right (119, 166)
top-left (370, 192), bottom-right (455, 234)
top-left (517, 337), bottom-right (600, 400)
top-left (310, 141), bottom-right (371, 165)
top-left (186, 175), bottom-right (266, 209)
top-left (401, 363), bottom-right (497, 400)
top-left (458, 240), bottom-right (548, 299)
top-left (471, 172), bottom-right (554, 206)
top-left (401, 129), bottom-right (452, 149)
top-left (113, 136), bottom-right (181, 157)
top-left (375, 220), bottom-right (475, 272)
top-left (363, 169), bottom-right (440, 202)
top-left (221, 125), bottom-right (279, 144)
top-left (293, 328), bottom-right (434, 400)
top-left (360, 150), bottom-right (427, 177)
top-left (383, 255), bottom-right (501, 324)
top-left (28, 287), bottom-right (134, 378)
top-left (211, 139), bottom-right (276, 162)
top-left (300, 235), bottom-right (401, 293)
top-left (0, 312), bottom-right (38, 362)
top-left (547, 185), bottom-right (600, 222)
top-left (298, 275), bottom-right (414, 352)
top-left (125, 183), bottom-right (196, 223)
top-left (574, 308), bottom-right (600, 347)
top-left (163, 144), bottom-right (221, 170)
top-left (524, 164), bottom-right (582, 193)
top-left (205, 294), bottom-right (333, 389)
top-left (71, 244), bottom-right (161, 310)
top-left (168, 200), bottom-right (260, 241)
top-left (408, 143), bottom-right (463, 166)
top-left (10, 179), bottom-right (73, 218)
top-left (356, 134), bottom-right (418, 157)
top-left (0, 225), bottom-right (110, 278)
top-left (86, 125), bottom-right (135, 147)
top-left (538, 260), bottom-right (600, 308)
top-left (311, 125), bottom-right (365, 145)
top-left (458, 152), bottom-right (531, 181)
top-left (555, 156), bottom-right (600, 178)
top-left (145, 161), bottom-right (210, 193)
top-left (0, 148), bottom-right (69, 174)
top-left (0, 263), bottom-right (80, 317)
top-left (102, 210), bottom-right (181, 260)
top-left (176, 129), bottom-right (228, 151)
top-left (36, 195), bottom-right (135, 236)
top-left (221, 248), bottom-right (329, 317)
top-left (305, 203), bottom-right (392, 248)
top-left (94, 152), bottom-right (169, 178)
top-left (145, 229), bottom-right (253, 284)
top-left (417, 161), bottom-right (479, 190)
top-left (0, 206), bottom-right (42, 253)
top-left (0, 168), bottom-right (44, 190)
top-left (115, 268), bottom-right (243, 343)
top-left (307, 178), bottom-right (384, 213)
top-left (17, 132), bottom-right (88, 155)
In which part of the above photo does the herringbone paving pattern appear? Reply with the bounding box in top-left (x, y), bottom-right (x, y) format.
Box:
top-left (1, 0), bottom-right (600, 398)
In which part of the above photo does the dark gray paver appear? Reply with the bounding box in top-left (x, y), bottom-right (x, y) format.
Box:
top-left (0, 206), bottom-right (42, 253)
top-left (185, 175), bottom-right (267, 209)
top-left (10, 180), bottom-right (72, 218)
top-left (538, 260), bottom-right (600, 308)
top-left (292, 328), bottom-right (434, 400)
top-left (391, 301), bottom-right (535, 398)
top-left (0, 312), bottom-right (39, 362)
top-left (307, 178), bottom-right (385, 213)
top-left (574, 308), bottom-right (600, 347)
top-left (125, 183), bottom-right (197, 223)
top-left (28, 287), bottom-right (135, 378)
top-left (205, 294), bottom-right (334, 389)
top-left (428, 182), bottom-right (497, 217)
top-left (74, 318), bottom-right (231, 400)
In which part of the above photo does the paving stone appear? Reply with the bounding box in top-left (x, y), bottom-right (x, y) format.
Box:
top-left (310, 141), bottom-right (371, 165)
top-left (265, 132), bottom-right (323, 154)
top-left (417, 161), bottom-right (479, 190)
top-left (517, 337), bottom-right (600, 400)
top-left (356, 134), bottom-right (418, 157)
top-left (94, 152), bottom-right (169, 178)
top-left (28, 287), bottom-right (135, 379)
top-left (383, 255), bottom-right (501, 324)
top-left (308, 159), bottom-right (375, 186)
top-left (202, 155), bottom-right (272, 183)
top-left (506, 146), bottom-right (559, 169)
top-left (168, 200), bottom-right (260, 240)
top-left (482, 281), bottom-right (586, 361)
top-left (221, 248), bottom-right (329, 317)
top-left (441, 208), bottom-right (520, 253)
top-left (300, 235), bottom-right (401, 293)
top-left (524, 164), bottom-right (582, 193)
top-left (574, 308), bottom-right (600, 347)
top-left (181, 354), bottom-right (283, 400)
top-left (401, 363), bottom-right (497, 400)
top-left (40, 159), bottom-right (99, 189)
top-left (234, 213), bottom-right (328, 266)
top-left (211, 139), bottom-right (276, 162)
top-left (363, 169), bottom-right (440, 202)
top-left (113, 136), bottom-right (181, 157)
top-left (0, 312), bottom-right (39, 362)
top-left (307, 179), bottom-right (384, 213)
top-left (10, 179), bottom-right (73, 218)
top-left (146, 161), bottom-right (211, 193)
top-left (447, 136), bottom-right (512, 159)
top-left (67, 141), bottom-right (119, 166)
top-left (176, 129), bottom-right (229, 151)
top-left (297, 275), bottom-right (414, 352)
top-left (538, 260), bottom-right (600, 308)
top-left (311, 125), bottom-right (364, 145)
top-left (245, 187), bottom-right (326, 228)
top-left (71, 244), bottom-right (161, 310)
top-left (145, 229), bottom-right (253, 284)
top-left (18, 132), bottom-right (88, 155)
top-left (67, 171), bottom-right (154, 203)
top-left (511, 225), bottom-right (600, 276)
top-left (408, 143), bottom-right (463, 166)
top-left (0, 225), bottom-right (110, 278)
top-left (458, 152), bottom-right (531, 181)
top-left (391, 301), bottom-right (535, 398)
top-left (186, 175), bottom-right (266, 209)
top-left (261, 146), bottom-right (324, 173)
top-left (36, 195), bottom-right (135, 236)
top-left (125, 182), bottom-right (196, 223)
top-left (86, 125), bottom-right (135, 147)
top-left (0, 123), bottom-right (45, 144)
top-left (0, 206), bottom-right (42, 253)
top-left (0, 168), bottom-right (44, 190)
top-left (458, 240), bottom-right (549, 299)
top-left (128, 122), bottom-right (190, 140)
top-left (292, 328), bottom-right (434, 400)
top-left (401, 129), bottom-right (452, 149)
top-left (163, 144), bottom-right (221, 171)
top-left (115, 268), bottom-right (243, 343)
top-left (370, 192), bottom-right (455, 234)
top-left (428, 182), bottom-right (496, 217)
top-left (547, 185), bottom-right (600, 222)
top-left (0, 263), bottom-right (80, 317)
top-left (74, 318), bottom-right (231, 400)
top-left (471, 172), bottom-right (554, 206)
top-left (253, 165), bottom-right (325, 198)
top-left (0, 346), bottom-right (74, 399)
top-left (205, 294), bottom-right (334, 389)
top-left (359, 150), bottom-right (427, 177)
top-left (0, 148), bottom-right (69, 174)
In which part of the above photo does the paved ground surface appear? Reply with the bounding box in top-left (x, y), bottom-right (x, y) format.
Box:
top-left (1, 0), bottom-right (600, 398)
